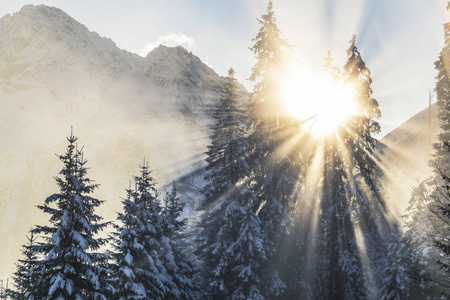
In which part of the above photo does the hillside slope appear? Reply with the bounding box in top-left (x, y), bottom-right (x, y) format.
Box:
top-left (376, 103), bottom-right (439, 217)
top-left (0, 4), bottom-right (246, 280)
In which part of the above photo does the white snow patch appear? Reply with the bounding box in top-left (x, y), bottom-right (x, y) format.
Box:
top-left (139, 32), bottom-right (194, 57)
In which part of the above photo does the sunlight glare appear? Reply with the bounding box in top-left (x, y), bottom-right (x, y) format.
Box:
top-left (281, 68), bottom-right (357, 136)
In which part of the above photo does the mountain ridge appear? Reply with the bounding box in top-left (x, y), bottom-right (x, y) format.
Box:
top-left (376, 103), bottom-right (439, 217)
top-left (0, 4), bottom-right (238, 281)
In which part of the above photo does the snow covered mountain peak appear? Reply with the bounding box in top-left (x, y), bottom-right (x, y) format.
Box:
top-left (0, 4), bottom-right (239, 282)
top-left (0, 4), bottom-right (140, 87)
top-left (0, 4), bottom-right (229, 103)
top-left (17, 4), bottom-right (78, 26)
top-left (147, 44), bottom-right (192, 59)
top-left (145, 45), bottom-right (221, 89)
top-left (147, 44), bottom-right (206, 71)
top-left (0, 4), bottom-right (116, 50)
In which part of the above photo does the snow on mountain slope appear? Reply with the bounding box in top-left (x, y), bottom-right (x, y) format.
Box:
top-left (0, 4), bottom-right (246, 280)
top-left (376, 103), bottom-right (439, 218)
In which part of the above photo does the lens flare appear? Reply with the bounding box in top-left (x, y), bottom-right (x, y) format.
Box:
top-left (281, 68), bottom-right (357, 136)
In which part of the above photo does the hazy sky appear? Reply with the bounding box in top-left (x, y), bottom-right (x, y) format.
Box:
top-left (0, 0), bottom-right (447, 136)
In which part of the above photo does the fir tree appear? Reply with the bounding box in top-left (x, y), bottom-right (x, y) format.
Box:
top-left (278, 211), bottom-right (313, 300)
top-left (314, 36), bottom-right (394, 300)
top-left (160, 182), bottom-right (196, 300)
top-left (110, 161), bottom-right (168, 299)
top-left (8, 231), bottom-right (42, 299)
top-left (201, 68), bottom-right (249, 210)
top-left (323, 50), bottom-right (340, 79)
top-left (407, 5), bottom-right (450, 295)
top-left (197, 68), bottom-right (267, 299)
top-left (343, 34), bottom-right (381, 176)
top-left (429, 3), bottom-right (450, 282)
top-left (404, 181), bottom-right (432, 251)
top-left (31, 133), bottom-right (112, 299)
top-left (401, 8), bottom-right (450, 293)
top-left (379, 224), bottom-right (410, 300)
top-left (403, 180), bottom-right (439, 297)
top-left (429, 144), bottom-right (450, 274)
top-left (432, 6), bottom-right (450, 171)
top-left (228, 204), bottom-right (267, 300)
top-left (247, 2), bottom-right (299, 296)
top-left (198, 194), bottom-right (246, 299)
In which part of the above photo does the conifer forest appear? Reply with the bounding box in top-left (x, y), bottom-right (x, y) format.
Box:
top-left (1, 1), bottom-right (450, 299)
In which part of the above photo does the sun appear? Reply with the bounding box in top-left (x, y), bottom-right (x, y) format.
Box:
top-left (281, 68), bottom-right (357, 137)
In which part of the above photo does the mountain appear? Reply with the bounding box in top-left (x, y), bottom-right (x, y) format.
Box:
top-left (0, 4), bottom-right (246, 281)
top-left (376, 103), bottom-right (439, 217)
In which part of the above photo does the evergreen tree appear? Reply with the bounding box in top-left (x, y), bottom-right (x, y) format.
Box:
top-left (31, 133), bottom-right (112, 299)
top-left (432, 6), bottom-right (450, 171)
top-left (403, 180), bottom-right (438, 297)
top-left (323, 50), bottom-right (341, 79)
top-left (429, 144), bottom-right (450, 274)
top-left (404, 181), bottom-right (432, 251)
top-left (201, 68), bottom-right (249, 211)
top-left (403, 178), bottom-right (448, 299)
top-left (343, 34), bottom-right (381, 175)
top-left (247, 2), bottom-right (299, 296)
top-left (8, 231), bottom-right (42, 299)
top-left (406, 6), bottom-right (450, 295)
top-left (198, 194), bottom-right (246, 299)
top-left (429, 3), bottom-right (450, 283)
top-left (401, 6), bottom-right (450, 293)
top-left (379, 224), bottom-right (410, 300)
top-left (274, 210), bottom-right (313, 300)
top-left (314, 36), bottom-right (394, 300)
top-left (110, 161), bottom-right (168, 299)
top-left (228, 205), bottom-right (267, 300)
top-left (160, 182), bottom-right (196, 300)
top-left (197, 68), bottom-right (267, 299)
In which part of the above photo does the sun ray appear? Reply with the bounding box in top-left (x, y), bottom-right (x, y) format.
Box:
top-left (280, 67), bottom-right (358, 137)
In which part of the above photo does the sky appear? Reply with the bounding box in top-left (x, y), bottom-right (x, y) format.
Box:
top-left (0, 0), bottom-right (448, 136)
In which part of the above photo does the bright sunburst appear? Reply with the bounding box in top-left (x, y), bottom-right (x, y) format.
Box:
top-left (281, 68), bottom-right (357, 137)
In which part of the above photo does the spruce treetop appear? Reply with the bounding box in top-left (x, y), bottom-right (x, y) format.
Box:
top-left (249, 0), bottom-right (293, 120)
top-left (433, 15), bottom-right (450, 170)
top-left (344, 35), bottom-right (381, 126)
top-left (31, 132), bottom-right (111, 299)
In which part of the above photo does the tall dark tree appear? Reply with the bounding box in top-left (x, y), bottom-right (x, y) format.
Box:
top-left (430, 143), bottom-right (450, 270)
top-left (432, 6), bottom-right (450, 171)
top-left (201, 68), bottom-right (249, 211)
top-left (427, 7), bottom-right (450, 291)
top-left (314, 36), bottom-right (395, 300)
top-left (110, 162), bottom-right (168, 299)
top-left (8, 231), bottom-right (43, 299)
top-left (403, 180), bottom-right (440, 297)
top-left (247, 2), bottom-right (300, 297)
top-left (160, 182), bottom-right (197, 300)
top-left (197, 68), bottom-right (267, 299)
top-left (379, 223), bottom-right (410, 300)
top-left (228, 205), bottom-right (267, 300)
top-left (402, 9), bottom-right (450, 291)
top-left (343, 34), bottom-right (381, 175)
top-left (31, 133), bottom-right (112, 299)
